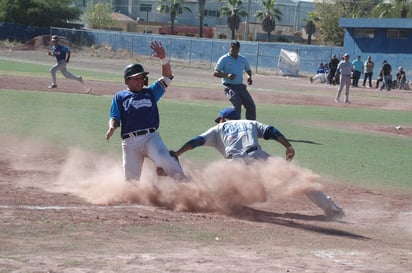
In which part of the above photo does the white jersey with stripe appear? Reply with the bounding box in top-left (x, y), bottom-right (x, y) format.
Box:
top-left (200, 120), bottom-right (269, 158)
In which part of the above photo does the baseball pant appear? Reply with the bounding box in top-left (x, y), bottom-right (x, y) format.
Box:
top-left (50, 60), bottom-right (82, 85)
top-left (224, 84), bottom-right (256, 120)
top-left (336, 75), bottom-right (351, 102)
top-left (363, 72), bottom-right (373, 87)
top-left (122, 132), bottom-right (185, 182)
top-left (380, 75), bottom-right (392, 91)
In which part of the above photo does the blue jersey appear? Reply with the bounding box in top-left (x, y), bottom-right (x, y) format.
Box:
top-left (215, 53), bottom-right (251, 85)
top-left (109, 81), bottom-right (165, 136)
top-left (50, 44), bottom-right (70, 62)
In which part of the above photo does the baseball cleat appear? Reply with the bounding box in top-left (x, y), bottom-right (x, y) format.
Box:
top-left (48, 84), bottom-right (57, 89)
top-left (324, 206), bottom-right (345, 219)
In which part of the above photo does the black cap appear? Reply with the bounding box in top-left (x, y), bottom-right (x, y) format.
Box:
top-left (123, 63), bottom-right (149, 78)
top-left (230, 41), bottom-right (240, 48)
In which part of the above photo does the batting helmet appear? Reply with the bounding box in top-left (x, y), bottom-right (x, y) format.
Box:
top-left (124, 63), bottom-right (149, 78)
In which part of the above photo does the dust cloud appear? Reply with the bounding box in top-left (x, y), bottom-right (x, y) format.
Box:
top-left (4, 136), bottom-right (324, 215)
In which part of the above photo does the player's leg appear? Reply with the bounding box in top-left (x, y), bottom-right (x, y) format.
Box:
top-left (238, 86), bottom-right (256, 120)
top-left (335, 76), bottom-right (344, 102)
top-left (344, 77), bottom-right (351, 103)
top-left (224, 86), bottom-right (242, 118)
top-left (146, 133), bottom-right (186, 180)
top-left (122, 138), bottom-right (144, 182)
top-left (49, 63), bottom-right (60, 87)
top-left (305, 190), bottom-right (344, 217)
top-left (60, 63), bottom-right (82, 82)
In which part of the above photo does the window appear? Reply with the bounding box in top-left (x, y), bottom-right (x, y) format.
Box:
top-left (203, 9), bottom-right (220, 17)
top-left (387, 30), bottom-right (409, 39)
top-left (140, 4), bottom-right (152, 12)
top-left (353, 29), bottom-right (375, 39)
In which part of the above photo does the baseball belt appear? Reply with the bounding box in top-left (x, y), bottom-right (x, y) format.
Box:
top-left (122, 128), bottom-right (156, 139)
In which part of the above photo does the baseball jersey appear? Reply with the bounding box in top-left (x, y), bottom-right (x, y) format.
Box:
top-left (50, 44), bottom-right (70, 62)
top-left (352, 59), bottom-right (363, 72)
top-left (200, 120), bottom-right (269, 158)
top-left (109, 81), bottom-right (165, 136)
top-left (337, 61), bottom-right (353, 76)
top-left (215, 53), bottom-right (251, 85)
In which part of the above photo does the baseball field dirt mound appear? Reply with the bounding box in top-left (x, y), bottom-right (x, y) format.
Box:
top-left (1, 49), bottom-right (412, 272)
top-left (1, 134), bottom-right (412, 272)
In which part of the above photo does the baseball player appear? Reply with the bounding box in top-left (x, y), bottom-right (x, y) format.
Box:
top-left (48, 35), bottom-right (83, 88)
top-left (335, 53), bottom-right (353, 103)
top-left (214, 41), bottom-right (256, 120)
top-left (171, 107), bottom-right (344, 218)
top-left (105, 41), bottom-right (185, 182)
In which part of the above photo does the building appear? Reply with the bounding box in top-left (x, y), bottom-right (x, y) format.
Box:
top-left (110, 0), bottom-right (314, 31)
top-left (339, 18), bottom-right (412, 80)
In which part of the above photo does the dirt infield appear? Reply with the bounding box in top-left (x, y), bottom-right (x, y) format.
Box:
top-left (1, 49), bottom-right (412, 272)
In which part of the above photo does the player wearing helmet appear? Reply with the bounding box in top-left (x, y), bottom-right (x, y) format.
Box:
top-left (172, 108), bottom-right (344, 218)
top-left (105, 41), bottom-right (185, 182)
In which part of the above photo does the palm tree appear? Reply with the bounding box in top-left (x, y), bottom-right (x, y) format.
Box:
top-left (255, 0), bottom-right (282, 42)
top-left (374, 0), bottom-right (411, 18)
top-left (219, 0), bottom-right (248, 40)
top-left (158, 0), bottom-right (192, 36)
top-left (198, 0), bottom-right (206, 37)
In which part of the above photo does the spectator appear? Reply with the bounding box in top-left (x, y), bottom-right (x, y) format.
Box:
top-left (352, 56), bottom-right (363, 87)
top-left (328, 54), bottom-right (340, 85)
top-left (375, 70), bottom-right (383, 89)
top-left (310, 62), bottom-right (328, 83)
top-left (379, 60), bottom-right (392, 92)
top-left (396, 66), bottom-right (407, 90)
top-left (363, 56), bottom-right (375, 88)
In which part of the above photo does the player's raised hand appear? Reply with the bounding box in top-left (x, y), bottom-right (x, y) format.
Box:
top-left (150, 41), bottom-right (166, 59)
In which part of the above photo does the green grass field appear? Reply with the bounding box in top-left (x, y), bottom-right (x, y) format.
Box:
top-left (1, 57), bottom-right (412, 191)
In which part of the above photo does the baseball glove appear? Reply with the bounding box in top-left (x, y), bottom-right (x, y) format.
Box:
top-left (169, 150), bottom-right (179, 160)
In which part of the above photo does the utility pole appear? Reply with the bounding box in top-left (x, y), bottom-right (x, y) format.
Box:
top-left (244, 0), bottom-right (252, 41)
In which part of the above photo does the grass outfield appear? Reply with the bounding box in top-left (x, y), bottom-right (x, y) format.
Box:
top-left (0, 89), bottom-right (411, 190)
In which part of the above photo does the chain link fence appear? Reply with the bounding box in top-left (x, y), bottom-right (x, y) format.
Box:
top-left (50, 27), bottom-right (343, 76)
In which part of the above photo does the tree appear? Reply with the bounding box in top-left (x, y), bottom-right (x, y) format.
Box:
top-left (372, 0), bottom-right (412, 18)
top-left (83, 0), bottom-right (114, 30)
top-left (219, 0), bottom-right (248, 40)
top-left (158, 0), bottom-right (192, 36)
top-left (255, 0), bottom-right (282, 42)
top-left (0, 0), bottom-right (81, 27)
top-left (313, 0), bottom-right (375, 46)
top-left (198, 0), bottom-right (206, 37)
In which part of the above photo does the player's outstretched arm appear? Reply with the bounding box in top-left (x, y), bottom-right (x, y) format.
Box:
top-left (263, 126), bottom-right (294, 161)
top-left (174, 136), bottom-right (206, 157)
top-left (276, 135), bottom-right (295, 161)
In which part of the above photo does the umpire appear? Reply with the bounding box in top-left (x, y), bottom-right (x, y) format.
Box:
top-left (214, 41), bottom-right (256, 120)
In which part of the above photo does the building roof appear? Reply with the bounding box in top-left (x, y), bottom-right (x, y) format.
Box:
top-left (339, 18), bottom-right (412, 29)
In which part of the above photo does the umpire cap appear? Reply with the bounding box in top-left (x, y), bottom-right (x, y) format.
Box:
top-left (215, 107), bottom-right (240, 123)
top-left (124, 63), bottom-right (149, 78)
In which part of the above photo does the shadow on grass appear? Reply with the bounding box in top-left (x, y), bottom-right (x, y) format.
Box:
top-left (288, 139), bottom-right (322, 145)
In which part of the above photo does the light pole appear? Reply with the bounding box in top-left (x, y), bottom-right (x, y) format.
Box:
top-left (244, 0), bottom-right (252, 40)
